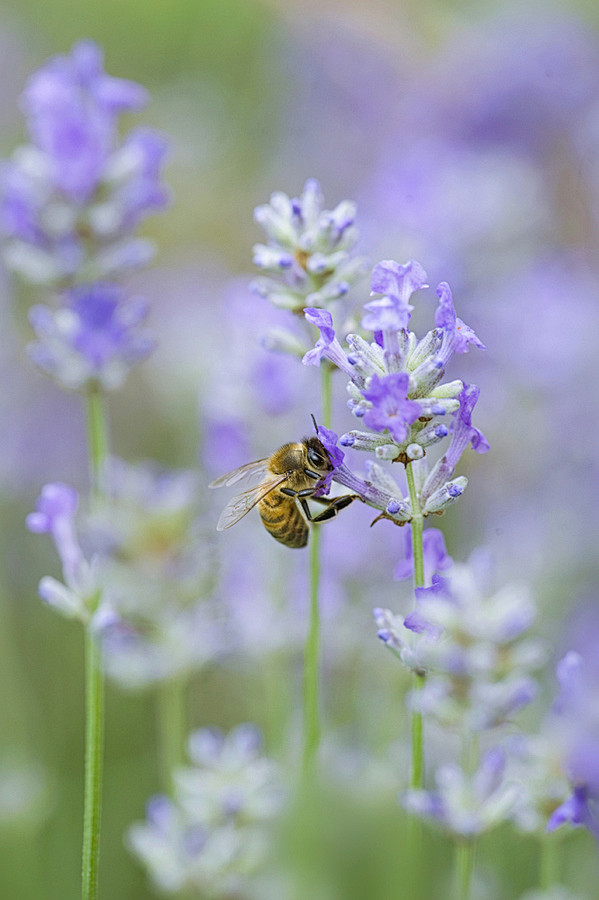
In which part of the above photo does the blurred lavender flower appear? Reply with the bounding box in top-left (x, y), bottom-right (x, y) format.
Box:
top-left (507, 729), bottom-right (572, 836)
top-left (28, 282), bottom-right (154, 391)
top-left (545, 651), bottom-right (599, 840)
top-left (252, 178), bottom-right (367, 315)
top-left (127, 724), bottom-right (284, 897)
top-left (85, 456), bottom-right (224, 689)
top-left (26, 482), bottom-right (101, 622)
top-left (403, 747), bottom-right (518, 837)
top-left (406, 557), bottom-right (546, 731)
top-left (0, 40), bottom-right (168, 287)
top-left (518, 890), bottom-right (585, 900)
top-left (0, 760), bottom-right (50, 828)
top-left (375, 551), bottom-right (545, 731)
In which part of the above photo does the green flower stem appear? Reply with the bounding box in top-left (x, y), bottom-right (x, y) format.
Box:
top-left (455, 837), bottom-right (476, 900)
top-left (405, 461), bottom-right (425, 790)
top-left (302, 524), bottom-right (322, 775)
top-left (301, 364), bottom-right (333, 775)
top-left (405, 462), bottom-right (424, 588)
top-left (539, 831), bottom-right (561, 890)
top-left (81, 387), bottom-right (109, 900)
top-left (82, 627), bottom-right (105, 900)
top-left (410, 676), bottom-right (424, 789)
top-left (157, 676), bottom-right (187, 791)
top-left (85, 386), bottom-right (109, 496)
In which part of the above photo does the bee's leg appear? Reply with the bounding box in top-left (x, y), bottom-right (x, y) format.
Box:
top-left (298, 494), bottom-right (360, 523)
top-left (280, 487), bottom-right (317, 498)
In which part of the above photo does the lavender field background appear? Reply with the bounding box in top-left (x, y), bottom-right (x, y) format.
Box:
top-left (1, 0), bottom-right (599, 898)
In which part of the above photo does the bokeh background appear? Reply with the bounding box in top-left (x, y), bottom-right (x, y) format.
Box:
top-left (1, 0), bottom-right (599, 897)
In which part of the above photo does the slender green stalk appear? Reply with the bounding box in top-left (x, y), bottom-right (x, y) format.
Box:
top-left (157, 676), bottom-right (188, 791)
top-left (85, 386), bottom-right (109, 496)
top-left (301, 364), bottom-right (333, 774)
top-left (405, 461), bottom-right (425, 790)
top-left (539, 831), bottom-right (561, 890)
top-left (410, 676), bottom-right (424, 789)
top-left (82, 628), bottom-right (105, 900)
top-left (302, 525), bottom-right (322, 774)
top-left (81, 387), bottom-right (109, 900)
top-left (455, 838), bottom-right (476, 900)
top-left (405, 462), bottom-right (424, 588)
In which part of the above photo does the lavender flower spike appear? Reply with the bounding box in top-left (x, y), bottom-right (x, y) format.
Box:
top-left (251, 179), bottom-right (367, 313)
top-left (0, 40), bottom-right (168, 287)
top-left (28, 282), bottom-right (155, 392)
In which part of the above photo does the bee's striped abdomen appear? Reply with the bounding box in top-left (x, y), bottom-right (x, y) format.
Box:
top-left (258, 490), bottom-right (309, 548)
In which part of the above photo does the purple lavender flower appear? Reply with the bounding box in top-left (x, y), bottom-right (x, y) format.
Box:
top-left (0, 40), bottom-right (168, 286)
top-left (434, 282), bottom-right (486, 366)
top-left (362, 373), bottom-right (422, 444)
top-left (370, 258), bottom-right (428, 303)
top-left (27, 482), bottom-right (99, 620)
top-left (420, 384), bottom-right (489, 507)
top-left (28, 282), bottom-right (155, 391)
top-left (302, 307), bottom-right (356, 378)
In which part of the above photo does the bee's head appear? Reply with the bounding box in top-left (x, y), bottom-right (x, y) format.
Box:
top-left (303, 436), bottom-right (333, 474)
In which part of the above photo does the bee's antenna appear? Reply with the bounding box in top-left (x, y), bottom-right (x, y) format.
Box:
top-left (310, 413), bottom-right (319, 435)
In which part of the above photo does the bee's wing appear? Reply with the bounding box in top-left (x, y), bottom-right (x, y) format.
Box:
top-left (209, 458), bottom-right (270, 490)
top-left (216, 474), bottom-right (288, 531)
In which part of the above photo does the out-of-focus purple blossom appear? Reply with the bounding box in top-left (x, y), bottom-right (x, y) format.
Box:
top-left (547, 784), bottom-right (599, 840)
top-left (127, 724), bottom-right (284, 896)
top-left (545, 650), bottom-right (599, 841)
top-left (28, 282), bottom-right (155, 392)
top-left (252, 178), bottom-right (367, 313)
top-left (379, 555), bottom-right (546, 732)
top-left (373, 607), bottom-right (432, 676)
top-left (507, 728), bottom-right (572, 836)
top-left (0, 40), bottom-right (168, 287)
top-left (394, 526), bottom-right (453, 586)
top-left (84, 456), bottom-right (224, 689)
top-left (403, 748), bottom-right (519, 836)
top-left (27, 482), bottom-right (100, 621)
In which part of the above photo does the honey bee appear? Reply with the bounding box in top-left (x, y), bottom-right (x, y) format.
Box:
top-left (209, 435), bottom-right (358, 548)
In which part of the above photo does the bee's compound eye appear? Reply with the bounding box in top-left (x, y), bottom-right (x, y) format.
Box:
top-left (308, 447), bottom-right (323, 467)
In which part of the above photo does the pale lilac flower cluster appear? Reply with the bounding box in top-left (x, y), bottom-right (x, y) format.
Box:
top-left (1, 41), bottom-right (167, 394)
top-left (404, 560), bottom-right (546, 731)
top-left (252, 178), bottom-right (367, 315)
top-left (84, 457), bottom-right (224, 689)
top-left (0, 40), bottom-right (167, 287)
top-left (127, 725), bottom-right (284, 897)
top-left (383, 553), bottom-right (546, 837)
top-left (404, 747), bottom-right (519, 838)
top-left (305, 259), bottom-right (488, 522)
